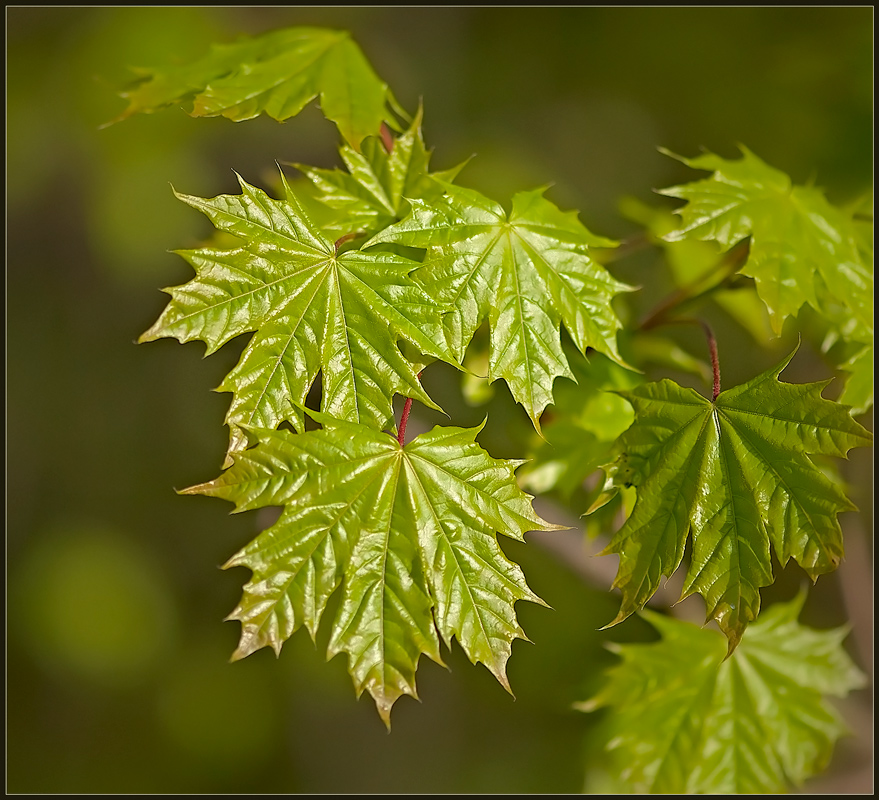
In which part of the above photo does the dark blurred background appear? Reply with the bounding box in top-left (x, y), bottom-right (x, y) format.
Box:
top-left (7, 6), bottom-right (873, 794)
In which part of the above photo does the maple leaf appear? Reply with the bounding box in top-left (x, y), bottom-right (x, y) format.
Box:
top-left (657, 147), bottom-right (873, 346)
top-left (139, 171), bottom-right (451, 461)
top-left (592, 347), bottom-right (872, 651)
top-left (114, 26), bottom-right (395, 149)
top-left (296, 105), bottom-right (465, 237)
top-left (182, 412), bottom-right (563, 726)
top-left (368, 183), bottom-right (634, 427)
top-left (578, 593), bottom-right (867, 794)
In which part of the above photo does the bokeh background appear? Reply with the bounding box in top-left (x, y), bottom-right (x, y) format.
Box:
top-left (7, 6), bottom-right (873, 794)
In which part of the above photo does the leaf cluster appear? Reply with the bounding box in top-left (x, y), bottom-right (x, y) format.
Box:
top-left (127, 23), bottom-right (871, 785)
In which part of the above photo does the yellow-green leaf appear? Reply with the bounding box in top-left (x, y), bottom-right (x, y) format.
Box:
top-left (184, 413), bottom-right (563, 726)
top-left (114, 27), bottom-right (393, 149)
top-left (139, 171), bottom-right (450, 461)
top-left (368, 183), bottom-right (634, 428)
top-left (579, 593), bottom-right (867, 794)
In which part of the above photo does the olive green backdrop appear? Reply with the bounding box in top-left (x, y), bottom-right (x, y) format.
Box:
top-left (7, 6), bottom-right (873, 793)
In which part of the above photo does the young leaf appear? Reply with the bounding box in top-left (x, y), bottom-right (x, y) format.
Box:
top-left (297, 105), bottom-right (464, 237)
top-left (594, 347), bottom-right (872, 651)
top-left (139, 171), bottom-right (451, 461)
top-left (114, 27), bottom-right (394, 150)
top-left (368, 183), bottom-right (634, 427)
top-left (579, 593), bottom-right (867, 794)
top-left (658, 147), bottom-right (873, 346)
top-left (183, 413), bottom-right (563, 726)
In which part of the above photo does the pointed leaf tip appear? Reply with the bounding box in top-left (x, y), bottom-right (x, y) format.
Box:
top-left (206, 420), bottom-right (547, 724)
top-left (600, 351), bottom-right (871, 647)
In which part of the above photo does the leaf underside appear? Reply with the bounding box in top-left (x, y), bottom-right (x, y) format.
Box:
top-left (581, 593), bottom-right (866, 794)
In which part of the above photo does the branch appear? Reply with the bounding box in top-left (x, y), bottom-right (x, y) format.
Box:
top-left (638, 239), bottom-right (750, 332)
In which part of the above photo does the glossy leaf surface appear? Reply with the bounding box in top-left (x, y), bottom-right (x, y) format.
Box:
top-left (115, 26), bottom-right (393, 149)
top-left (595, 348), bottom-right (872, 650)
top-left (580, 594), bottom-right (866, 794)
top-left (298, 106), bottom-right (463, 237)
top-left (184, 413), bottom-right (562, 725)
top-left (140, 173), bottom-right (449, 460)
top-left (369, 183), bottom-right (633, 427)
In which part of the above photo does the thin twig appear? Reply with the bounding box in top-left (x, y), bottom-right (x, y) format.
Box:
top-left (334, 232), bottom-right (363, 254)
top-left (397, 371), bottom-right (423, 446)
top-left (380, 121), bottom-right (395, 153)
top-left (639, 239), bottom-right (750, 332)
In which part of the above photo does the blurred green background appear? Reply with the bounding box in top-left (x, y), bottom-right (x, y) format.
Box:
top-left (7, 6), bottom-right (873, 794)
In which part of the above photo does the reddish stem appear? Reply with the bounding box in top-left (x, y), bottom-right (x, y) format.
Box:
top-left (397, 397), bottom-right (414, 446)
top-left (700, 320), bottom-right (721, 401)
top-left (649, 318), bottom-right (721, 400)
top-left (334, 232), bottom-right (361, 254)
top-left (380, 122), bottom-right (395, 153)
top-left (397, 371), bottom-right (423, 446)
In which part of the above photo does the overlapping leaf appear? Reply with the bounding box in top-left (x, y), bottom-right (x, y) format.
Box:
top-left (658, 148), bottom-right (874, 413)
top-left (819, 191), bottom-right (874, 414)
top-left (579, 594), bottom-right (866, 794)
top-left (658, 147), bottom-right (872, 338)
top-left (368, 183), bottom-right (634, 427)
top-left (183, 412), bottom-right (562, 725)
top-left (139, 172), bottom-right (450, 460)
top-left (114, 26), bottom-right (394, 149)
top-left (297, 106), bottom-right (464, 237)
top-left (593, 348), bottom-right (872, 650)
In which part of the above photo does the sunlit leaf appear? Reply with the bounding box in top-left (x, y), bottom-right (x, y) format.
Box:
top-left (183, 413), bottom-right (563, 726)
top-left (592, 347), bottom-right (872, 650)
top-left (114, 26), bottom-right (395, 149)
top-left (139, 171), bottom-right (451, 461)
top-left (297, 105), bottom-right (464, 237)
top-left (368, 183), bottom-right (634, 427)
top-left (658, 147), bottom-right (872, 346)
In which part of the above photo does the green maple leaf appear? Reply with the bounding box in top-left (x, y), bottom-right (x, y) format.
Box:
top-left (114, 26), bottom-right (394, 149)
top-left (658, 147), bottom-right (873, 346)
top-left (183, 412), bottom-right (562, 726)
top-left (297, 105), bottom-right (464, 237)
top-left (368, 183), bottom-right (634, 427)
top-left (593, 348), bottom-right (872, 650)
top-left (578, 593), bottom-right (867, 794)
top-left (139, 171), bottom-right (450, 461)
